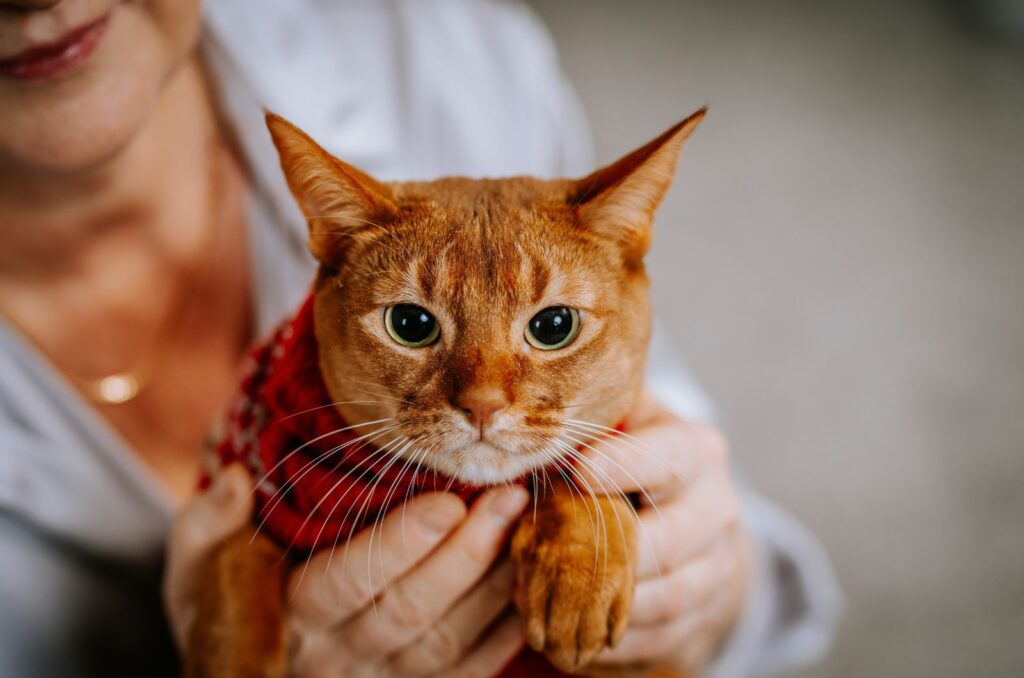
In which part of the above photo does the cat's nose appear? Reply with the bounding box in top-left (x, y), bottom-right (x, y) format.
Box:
top-left (455, 387), bottom-right (510, 432)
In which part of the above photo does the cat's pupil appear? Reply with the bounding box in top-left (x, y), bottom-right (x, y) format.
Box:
top-left (530, 307), bottom-right (573, 345)
top-left (391, 304), bottom-right (436, 343)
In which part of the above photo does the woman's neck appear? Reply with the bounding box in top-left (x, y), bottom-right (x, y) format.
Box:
top-left (0, 53), bottom-right (247, 380)
top-left (0, 54), bottom-right (220, 278)
top-left (0, 53), bottom-right (254, 503)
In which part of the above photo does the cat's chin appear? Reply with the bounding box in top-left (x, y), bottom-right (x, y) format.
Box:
top-left (440, 440), bottom-right (548, 486)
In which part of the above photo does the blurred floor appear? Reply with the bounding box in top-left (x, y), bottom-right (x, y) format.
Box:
top-left (528, 1), bottom-right (1024, 676)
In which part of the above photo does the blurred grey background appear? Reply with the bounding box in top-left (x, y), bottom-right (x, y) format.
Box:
top-left (527, 1), bottom-right (1024, 676)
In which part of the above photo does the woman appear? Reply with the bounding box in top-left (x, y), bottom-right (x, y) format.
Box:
top-left (0, 0), bottom-right (841, 676)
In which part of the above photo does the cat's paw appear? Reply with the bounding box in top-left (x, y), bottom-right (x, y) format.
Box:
top-left (511, 493), bottom-right (637, 674)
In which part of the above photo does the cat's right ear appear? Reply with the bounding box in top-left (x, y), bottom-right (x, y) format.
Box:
top-left (265, 112), bottom-right (397, 264)
top-left (570, 107), bottom-right (705, 260)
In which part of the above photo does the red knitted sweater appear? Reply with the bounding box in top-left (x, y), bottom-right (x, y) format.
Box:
top-left (212, 295), bottom-right (566, 676)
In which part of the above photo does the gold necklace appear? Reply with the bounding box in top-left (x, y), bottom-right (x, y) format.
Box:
top-left (0, 144), bottom-right (228, 406)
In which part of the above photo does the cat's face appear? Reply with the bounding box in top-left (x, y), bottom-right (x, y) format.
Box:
top-left (267, 111), bottom-right (703, 485)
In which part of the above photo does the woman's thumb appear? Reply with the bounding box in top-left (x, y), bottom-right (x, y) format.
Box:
top-left (164, 463), bottom-right (255, 647)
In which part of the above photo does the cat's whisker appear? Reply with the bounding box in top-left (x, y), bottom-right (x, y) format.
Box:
top-left (559, 430), bottom-right (666, 520)
top-left (562, 421), bottom-right (684, 495)
top-left (538, 434), bottom-right (632, 524)
top-left (278, 400), bottom-right (389, 421)
top-left (254, 420), bottom-right (400, 525)
top-left (284, 430), bottom-right (408, 547)
top-left (539, 443), bottom-right (615, 585)
top-left (340, 383), bottom-right (405, 404)
top-left (327, 435), bottom-right (411, 573)
top-left (400, 433), bottom-right (442, 550)
top-left (272, 432), bottom-right (404, 557)
top-left (550, 437), bottom-right (664, 586)
top-left (252, 422), bottom-right (400, 543)
top-left (248, 416), bottom-right (394, 506)
top-left (337, 378), bottom-right (405, 396)
top-left (340, 438), bottom-right (416, 611)
top-left (369, 436), bottom-right (427, 593)
top-left (564, 419), bottom-right (686, 485)
top-left (305, 214), bottom-right (389, 230)
top-left (554, 393), bottom-right (632, 411)
top-left (546, 454), bottom-right (596, 553)
top-left (563, 419), bottom-right (666, 463)
top-left (544, 439), bottom-right (612, 583)
top-left (286, 438), bottom-right (408, 600)
top-left (288, 435), bottom-right (410, 598)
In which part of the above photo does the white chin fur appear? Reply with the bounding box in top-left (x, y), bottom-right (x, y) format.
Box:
top-left (444, 441), bottom-right (543, 486)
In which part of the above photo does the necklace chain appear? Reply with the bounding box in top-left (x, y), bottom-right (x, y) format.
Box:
top-left (0, 142), bottom-right (229, 406)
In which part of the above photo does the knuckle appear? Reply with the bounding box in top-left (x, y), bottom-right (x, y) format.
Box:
top-left (170, 516), bottom-right (208, 555)
top-left (392, 621), bottom-right (463, 675)
top-left (463, 529), bottom-right (502, 567)
top-left (324, 568), bottom-right (364, 612)
top-left (289, 634), bottom-right (337, 678)
top-left (424, 621), bottom-right (464, 669)
top-left (698, 425), bottom-right (730, 463)
top-left (668, 569), bottom-right (691, 608)
top-left (381, 582), bottom-right (432, 631)
top-left (316, 558), bottom-right (370, 613)
top-left (722, 492), bottom-right (743, 526)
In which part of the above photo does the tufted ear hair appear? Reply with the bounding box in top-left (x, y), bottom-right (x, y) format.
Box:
top-left (570, 107), bottom-right (706, 259)
top-left (265, 112), bottom-right (397, 265)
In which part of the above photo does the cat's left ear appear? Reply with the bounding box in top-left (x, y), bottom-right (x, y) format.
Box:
top-left (265, 112), bottom-right (397, 265)
top-left (571, 107), bottom-right (706, 259)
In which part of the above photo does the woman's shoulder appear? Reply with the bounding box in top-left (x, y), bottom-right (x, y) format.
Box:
top-left (202, 0), bottom-right (593, 180)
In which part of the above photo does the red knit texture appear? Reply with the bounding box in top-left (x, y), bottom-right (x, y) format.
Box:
top-left (212, 294), bottom-right (572, 676)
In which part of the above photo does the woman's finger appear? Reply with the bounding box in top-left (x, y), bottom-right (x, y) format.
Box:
top-left (634, 465), bottom-right (742, 579)
top-left (163, 463), bottom-right (255, 648)
top-left (629, 533), bottom-right (736, 627)
top-left (569, 419), bottom-right (717, 496)
top-left (593, 584), bottom-right (731, 666)
top-left (287, 491), bottom-right (468, 628)
top-left (447, 611), bottom-right (525, 678)
top-left (387, 560), bottom-right (515, 675)
top-left (337, 486), bottom-right (529, 659)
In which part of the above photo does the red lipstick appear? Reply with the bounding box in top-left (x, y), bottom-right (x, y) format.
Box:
top-left (0, 14), bottom-right (110, 83)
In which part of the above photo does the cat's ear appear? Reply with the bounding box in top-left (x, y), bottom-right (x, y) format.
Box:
top-left (265, 112), bottom-right (397, 264)
top-left (571, 107), bottom-right (706, 259)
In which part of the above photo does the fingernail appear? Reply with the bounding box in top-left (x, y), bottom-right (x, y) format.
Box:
top-left (418, 497), bottom-right (465, 535)
top-left (490, 486), bottom-right (529, 521)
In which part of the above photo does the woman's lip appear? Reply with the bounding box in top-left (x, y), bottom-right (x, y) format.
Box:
top-left (0, 14), bottom-right (110, 82)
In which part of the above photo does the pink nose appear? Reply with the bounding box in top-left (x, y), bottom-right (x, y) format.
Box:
top-left (455, 387), bottom-right (509, 431)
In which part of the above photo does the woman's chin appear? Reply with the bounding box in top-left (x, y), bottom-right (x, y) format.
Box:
top-left (0, 3), bottom-right (192, 176)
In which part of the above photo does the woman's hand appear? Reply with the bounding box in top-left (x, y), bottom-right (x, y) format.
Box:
top-left (574, 391), bottom-right (751, 674)
top-left (164, 464), bottom-right (529, 677)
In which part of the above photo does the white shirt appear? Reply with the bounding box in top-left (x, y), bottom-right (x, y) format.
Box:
top-left (0, 1), bottom-right (841, 676)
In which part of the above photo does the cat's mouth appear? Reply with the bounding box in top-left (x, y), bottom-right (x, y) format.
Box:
top-left (448, 439), bottom-right (545, 485)
top-left (387, 410), bottom-right (564, 485)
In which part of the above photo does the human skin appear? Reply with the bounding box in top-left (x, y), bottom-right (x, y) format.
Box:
top-left (0, 0), bottom-right (749, 674)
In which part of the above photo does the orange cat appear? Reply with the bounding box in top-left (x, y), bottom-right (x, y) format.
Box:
top-left (187, 108), bottom-right (705, 677)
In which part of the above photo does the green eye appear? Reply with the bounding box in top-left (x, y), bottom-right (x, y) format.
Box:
top-left (525, 307), bottom-right (580, 350)
top-left (385, 304), bottom-right (440, 347)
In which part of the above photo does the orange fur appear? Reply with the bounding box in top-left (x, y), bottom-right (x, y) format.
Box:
top-left (188, 528), bottom-right (287, 677)
top-left (188, 109), bottom-right (704, 675)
